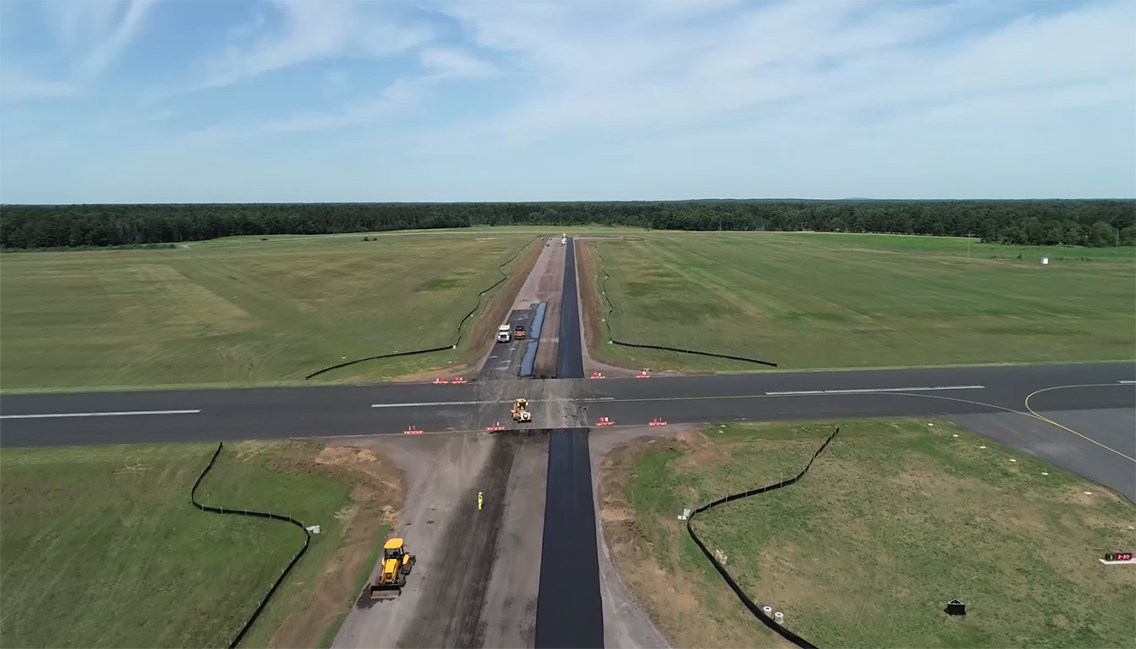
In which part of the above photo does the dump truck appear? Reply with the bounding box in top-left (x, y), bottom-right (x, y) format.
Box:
top-left (369, 537), bottom-right (416, 600)
top-left (497, 324), bottom-right (511, 343)
top-left (514, 325), bottom-right (527, 340)
top-left (511, 398), bottom-right (532, 422)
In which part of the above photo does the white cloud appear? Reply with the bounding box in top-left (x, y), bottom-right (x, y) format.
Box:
top-left (427, 0), bottom-right (1136, 146)
top-left (260, 77), bottom-right (420, 134)
top-left (419, 47), bottom-right (500, 80)
top-left (0, 68), bottom-right (78, 100)
top-left (2, 0), bottom-right (155, 101)
top-left (167, 0), bottom-right (432, 97)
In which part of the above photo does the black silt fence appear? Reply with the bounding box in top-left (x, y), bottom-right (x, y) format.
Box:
top-left (585, 242), bottom-right (777, 368)
top-left (191, 442), bottom-right (312, 649)
top-left (305, 235), bottom-right (543, 380)
top-left (685, 427), bottom-right (842, 649)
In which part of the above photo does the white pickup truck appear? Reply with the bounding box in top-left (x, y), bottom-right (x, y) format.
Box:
top-left (497, 324), bottom-right (511, 343)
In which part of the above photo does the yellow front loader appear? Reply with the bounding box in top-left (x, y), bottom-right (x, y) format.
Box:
top-left (368, 537), bottom-right (416, 600)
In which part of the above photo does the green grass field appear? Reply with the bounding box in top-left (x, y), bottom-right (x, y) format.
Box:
top-left (0, 441), bottom-right (367, 648)
top-left (585, 232), bottom-right (1135, 371)
top-left (607, 419), bottom-right (1136, 648)
top-left (0, 230), bottom-right (544, 391)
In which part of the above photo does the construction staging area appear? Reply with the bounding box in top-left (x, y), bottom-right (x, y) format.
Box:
top-left (1, 236), bottom-right (1133, 649)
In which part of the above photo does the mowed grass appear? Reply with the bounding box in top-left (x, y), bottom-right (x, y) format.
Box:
top-left (585, 232), bottom-right (1136, 371)
top-left (0, 230), bottom-right (542, 391)
top-left (0, 441), bottom-right (360, 648)
top-left (612, 419), bottom-right (1136, 648)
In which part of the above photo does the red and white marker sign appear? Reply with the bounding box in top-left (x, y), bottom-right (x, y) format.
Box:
top-left (590, 372), bottom-right (605, 380)
top-left (595, 416), bottom-right (615, 426)
top-left (452, 377), bottom-right (468, 384)
top-left (636, 370), bottom-right (651, 379)
top-left (433, 378), bottom-right (449, 385)
top-left (486, 422), bottom-right (506, 432)
top-left (649, 418), bottom-right (668, 426)
top-left (403, 425), bottom-right (424, 435)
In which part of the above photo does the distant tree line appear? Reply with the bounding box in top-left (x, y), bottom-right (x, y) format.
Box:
top-left (1, 200), bottom-right (1133, 249)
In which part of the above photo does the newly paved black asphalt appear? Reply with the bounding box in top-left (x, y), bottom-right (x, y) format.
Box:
top-left (534, 428), bottom-right (605, 648)
top-left (555, 238), bottom-right (584, 380)
top-left (534, 237), bottom-right (605, 649)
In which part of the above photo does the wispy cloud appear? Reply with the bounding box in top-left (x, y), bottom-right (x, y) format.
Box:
top-left (419, 47), bottom-right (501, 80)
top-left (146, 0), bottom-right (432, 102)
top-left (260, 77), bottom-right (421, 134)
top-left (1, 0), bottom-right (1133, 202)
top-left (2, 0), bottom-right (155, 100)
top-left (431, 0), bottom-right (1136, 145)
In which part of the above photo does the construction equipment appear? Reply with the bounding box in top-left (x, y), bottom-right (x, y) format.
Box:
top-left (511, 398), bottom-right (532, 423)
top-left (369, 538), bottom-right (416, 600)
top-left (497, 324), bottom-right (511, 343)
top-left (514, 325), bottom-right (527, 340)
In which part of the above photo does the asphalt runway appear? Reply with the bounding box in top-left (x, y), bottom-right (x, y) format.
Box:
top-left (1, 363), bottom-right (1132, 447)
top-left (555, 238), bottom-right (585, 380)
top-left (534, 429), bottom-right (605, 649)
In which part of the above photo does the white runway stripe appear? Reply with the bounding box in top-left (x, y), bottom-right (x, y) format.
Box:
top-left (0, 409), bottom-right (201, 420)
top-left (765, 385), bottom-right (985, 396)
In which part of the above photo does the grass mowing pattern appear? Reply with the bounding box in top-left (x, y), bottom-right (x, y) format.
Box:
top-left (588, 232), bottom-right (1136, 372)
top-left (0, 441), bottom-right (353, 648)
top-left (624, 419), bottom-right (1136, 648)
top-left (586, 241), bottom-right (777, 367)
top-left (304, 234), bottom-right (541, 379)
top-left (0, 231), bottom-right (539, 390)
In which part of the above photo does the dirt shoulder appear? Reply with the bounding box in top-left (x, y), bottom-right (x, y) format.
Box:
top-left (262, 443), bottom-right (407, 649)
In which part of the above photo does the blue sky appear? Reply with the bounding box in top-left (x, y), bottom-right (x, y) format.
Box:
top-left (1, 0), bottom-right (1133, 203)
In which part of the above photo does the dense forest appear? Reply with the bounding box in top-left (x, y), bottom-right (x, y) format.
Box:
top-left (1, 200), bottom-right (1133, 249)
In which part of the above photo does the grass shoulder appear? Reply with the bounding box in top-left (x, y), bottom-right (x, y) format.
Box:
top-left (0, 229), bottom-right (546, 391)
top-left (0, 440), bottom-right (404, 648)
top-left (599, 419), bottom-right (1136, 648)
top-left (581, 232), bottom-right (1135, 373)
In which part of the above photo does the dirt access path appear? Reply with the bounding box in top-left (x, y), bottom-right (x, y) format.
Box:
top-left (588, 426), bottom-right (682, 648)
top-left (329, 431), bottom-right (548, 649)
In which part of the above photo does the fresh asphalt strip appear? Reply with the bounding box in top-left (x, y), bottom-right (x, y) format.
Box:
top-left (533, 238), bottom-right (605, 649)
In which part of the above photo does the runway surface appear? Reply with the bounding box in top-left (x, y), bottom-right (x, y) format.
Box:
top-left (534, 429), bottom-right (605, 649)
top-left (3, 363), bottom-right (1131, 447)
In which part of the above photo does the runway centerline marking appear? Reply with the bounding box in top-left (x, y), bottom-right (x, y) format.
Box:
top-left (371, 397), bottom-right (615, 408)
top-left (765, 385), bottom-right (985, 396)
top-left (1119, 380), bottom-right (1136, 384)
top-left (0, 409), bottom-right (201, 420)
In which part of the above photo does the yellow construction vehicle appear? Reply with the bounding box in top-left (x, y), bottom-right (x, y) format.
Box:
top-left (368, 537), bottom-right (416, 600)
top-left (511, 398), bottom-right (532, 423)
